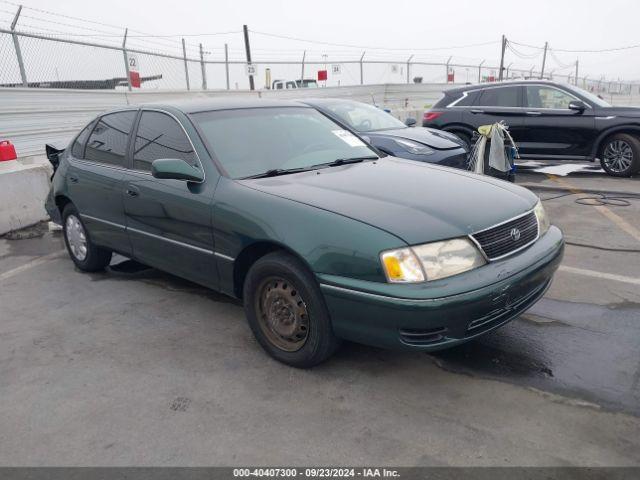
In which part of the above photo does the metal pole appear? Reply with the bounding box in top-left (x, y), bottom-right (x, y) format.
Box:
top-left (224, 43), bottom-right (230, 90)
top-left (445, 56), bottom-right (451, 83)
top-left (300, 50), bottom-right (306, 82)
top-left (478, 60), bottom-right (485, 83)
top-left (10, 6), bottom-right (28, 87)
top-left (530, 65), bottom-right (534, 79)
top-left (540, 41), bottom-right (548, 79)
top-left (182, 38), bottom-right (190, 90)
top-left (243, 25), bottom-right (254, 90)
top-left (505, 62), bottom-right (512, 80)
top-left (199, 43), bottom-right (207, 90)
top-left (575, 60), bottom-right (579, 86)
top-left (360, 51), bottom-right (365, 85)
top-left (498, 34), bottom-right (506, 81)
top-left (122, 28), bottom-right (132, 92)
top-left (406, 55), bottom-right (413, 84)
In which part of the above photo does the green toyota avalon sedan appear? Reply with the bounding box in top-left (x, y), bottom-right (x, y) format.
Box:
top-left (45, 99), bottom-right (564, 368)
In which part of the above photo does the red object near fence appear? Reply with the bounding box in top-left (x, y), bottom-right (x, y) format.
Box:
top-left (317, 70), bottom-right (328, 81)
top-left (129, 71), bottom-right (141, 88)
top-left (0, 141), bottom-right (17, 161)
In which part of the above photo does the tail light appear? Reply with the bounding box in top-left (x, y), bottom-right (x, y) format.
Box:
top-left (423, 111), bottom-right (443, 122)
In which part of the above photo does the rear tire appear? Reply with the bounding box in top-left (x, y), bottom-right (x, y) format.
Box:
top-left (62, 203), bottom-right (112, 272)
top-left (243, 251), bottom-right (340, 368)
top-left (599, 133), bottom-right (640, 177)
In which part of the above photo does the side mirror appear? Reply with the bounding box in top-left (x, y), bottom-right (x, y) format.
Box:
top-left (151, 158), bottom-right (204, 183)
top-left (404, 117), bottom-right (417, 127)
top-left (568, 100), bottom-right (586, 112)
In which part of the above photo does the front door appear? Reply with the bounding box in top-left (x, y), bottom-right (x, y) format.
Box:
top-left (519, 85), bottom-right (596, 159)
top-left (122, 110), bottom-right (219, 289)
top-left (67, 110), bottom-right (137, 254)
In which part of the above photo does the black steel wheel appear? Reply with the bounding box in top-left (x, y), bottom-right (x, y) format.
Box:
top-left (243, 251), bottom-right (340, 368)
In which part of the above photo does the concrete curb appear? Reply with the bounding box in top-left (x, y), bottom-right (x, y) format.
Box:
top-left (0, 161), bottom-right (52, 235)
top-left (518, 182), bottom-right (640, 197)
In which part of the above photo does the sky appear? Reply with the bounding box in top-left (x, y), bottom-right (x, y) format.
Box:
top-left (1, 0), bottom-right (639, 87)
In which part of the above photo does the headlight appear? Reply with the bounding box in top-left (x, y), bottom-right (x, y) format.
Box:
top-left (381, 238), bottom-right (486, 283)
top-left (534, 200), bottom-right (550, 236)
top-left (393, 138), bottom-right (434, 155)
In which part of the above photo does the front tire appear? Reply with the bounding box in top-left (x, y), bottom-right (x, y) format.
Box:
top-left (62, 203), bottom-right (112, 272)
top-left (243, 251), bottom-right (340, 368)
top-left (599, 133), bottom-right (640, 177)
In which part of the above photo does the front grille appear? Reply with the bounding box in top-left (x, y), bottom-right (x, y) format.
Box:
top-left (472, 211), bottom-right (538, 260)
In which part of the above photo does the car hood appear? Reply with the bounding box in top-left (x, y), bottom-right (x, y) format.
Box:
top-left (370, 127), bottom-right (462, 149)
top-left (239, 157), bottom-right (538, 245)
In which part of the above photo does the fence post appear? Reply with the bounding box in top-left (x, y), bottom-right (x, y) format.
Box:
top-left (224, 43), bottom-right (230, 90)
top-left (300, 50), bottom-right (306, 83)
top-left (359, 51), bottom-right (365, 85)
top-left (199, 43), bottom-right (207, 90)
top-left (445, 56), bottom-right (451, 83)
top-left (122, 28), bottom-right (132, 92)
top-left (10, 5), bottom-right (28, 87)
top-left (182, 38), bottom-right (191, 90)
top-left (406, 55), bottom-right (413, 84)
top-left (478, 60), bottom-right (485, 83)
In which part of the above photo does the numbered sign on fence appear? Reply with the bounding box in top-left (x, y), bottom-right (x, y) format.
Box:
top-left (245, 64), bottom-right (257, 76)
top-left (331, 64), bottom-right (341, 75)
top-left (128, 54), bottom-right (141, 88)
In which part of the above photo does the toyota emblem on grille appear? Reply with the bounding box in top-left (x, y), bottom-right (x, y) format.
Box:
top-left (510, 228), bottom-right (521, 241)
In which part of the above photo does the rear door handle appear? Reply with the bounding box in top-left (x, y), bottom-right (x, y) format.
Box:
top-left (125, 187), bottom-right (139, 198)
top-left (526, 111), bottom-right (542, 116)
top-left (470, 109), bottom-right (484, 114)
top-left (68, 175), bottom-right (79, 184)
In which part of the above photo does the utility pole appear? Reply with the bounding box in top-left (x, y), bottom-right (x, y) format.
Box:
top-left (300, 50), bottom-right (306, 82)
top-left (505, 62), bottom-right (513, 80)
top-left (10, 5), bottom-right (28, 87)
top-left (478, 60), bottom-right (485, 83)
top-left (540, 41), bottom-right (548, 79)
top-left (575, 59), bottom-right (579, 86)
top-left (243, 24), bottom-right (254, 90)
top-left (498, 34), bottom-right (506, 81)
top-left (445, 56), bottom-right (452, 83)
top-left (122, 28), bottom-right (132, 92)
top-left (182, 38), bottom-right (190, 90)
top-left (224, 43), bottom-right (230, 90)
top-left (406, 54), bottom-right (413, 84)
top-left (199, 43), bottom-right (207, 90)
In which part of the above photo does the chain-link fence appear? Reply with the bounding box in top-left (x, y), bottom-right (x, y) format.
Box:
top-left (1, 20), bottom-right (639, 94)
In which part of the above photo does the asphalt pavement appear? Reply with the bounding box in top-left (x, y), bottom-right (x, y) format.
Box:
top-left (0, 169), bottom-right (639, 466)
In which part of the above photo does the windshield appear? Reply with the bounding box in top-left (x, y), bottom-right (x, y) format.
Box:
top-left (322, 101), bottom-right (407, 132)
top-left (565, 84), bottom-right (612, 107)
top-left (191, 107), bottom-right (377, 179)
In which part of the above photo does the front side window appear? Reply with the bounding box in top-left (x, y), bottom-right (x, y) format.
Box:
top-left (84, 111), bottom-right (136, 167)
top-left (477, 86), bottom-right (521, 107)
top-left (525, 86), bottom-right (577, 109)
top-left (323, 101), bottom-right (407, 132)
top-left (191, 107), bottom-right (377, 179)
top-left (133, 111), bottom-right (198, 172)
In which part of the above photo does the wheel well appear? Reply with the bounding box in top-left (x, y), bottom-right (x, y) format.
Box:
top-left (233, 241), bottom-right (308, 299)
top-left (594, 128), bottom-right (640, 158)
top-left (55, 195), bottom-right (72, 216)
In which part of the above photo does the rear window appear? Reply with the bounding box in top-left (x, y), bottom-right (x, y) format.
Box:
top-left (477, 86), bottom-right (521, 107)
top-left (85, 111), bottom-right (136, 167)
top-left (70, 121), bottom-right (94, 159)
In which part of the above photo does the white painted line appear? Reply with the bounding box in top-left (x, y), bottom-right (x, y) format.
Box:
top-left (0, 250), bottom-right (65, 282)
top-left (559, 265), bottom-right (640, 286)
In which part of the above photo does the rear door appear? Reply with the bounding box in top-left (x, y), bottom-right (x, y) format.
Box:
top-left (463, 85), bottom-right (526, 144)
top-left (122, 109), bottom-right (219, 288)
top-left (67, 110), bottom-right (136, 254)
top-left (519, 84), bottom-right (596, 159)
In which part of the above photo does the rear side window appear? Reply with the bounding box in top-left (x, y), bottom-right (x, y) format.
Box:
top-left (477, 87), bottom-right (521, 107)
top-left (454, 90), bottom-right (480, 106)
top-left (84, 111), bottom-right (136, 167)
top-left (70, 121), bottom-right (94, 159)
top-left (133, 111), bottom-right (198, 172)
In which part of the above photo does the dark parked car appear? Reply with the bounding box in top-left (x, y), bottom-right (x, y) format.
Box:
top-left (45, 99), bottom-right (564, 368)
top-left (302, 98), bottom-right (468, 169)
top-left (423, 80), bottom-right (640, 177)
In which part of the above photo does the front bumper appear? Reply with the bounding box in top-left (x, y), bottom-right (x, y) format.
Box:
top-left (319, 226), bottom-right (564, 351)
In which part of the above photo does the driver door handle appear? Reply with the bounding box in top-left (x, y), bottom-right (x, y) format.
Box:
top-left (526, 111), bottom-right (542, 116)
top-left (470, 109), bottom-right (484, 114)
top-left (125, 187), bottom-right (139, 198)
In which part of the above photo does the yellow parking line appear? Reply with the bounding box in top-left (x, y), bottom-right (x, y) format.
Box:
top-left (546, 174), bottom-right (640, 244)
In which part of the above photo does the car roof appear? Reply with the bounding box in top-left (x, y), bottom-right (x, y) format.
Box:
top-left (301, 98), bottom-right (363, 106)
top-left (443, 79), bottom-right (570, 95)
top-left (139, 97), bottom-right (307, 114)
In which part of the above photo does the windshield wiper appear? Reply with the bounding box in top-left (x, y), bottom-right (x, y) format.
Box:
top-left (241, 167), bottom-right (309, 179)
top-left (320, 156), bottom-right (379, 168)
